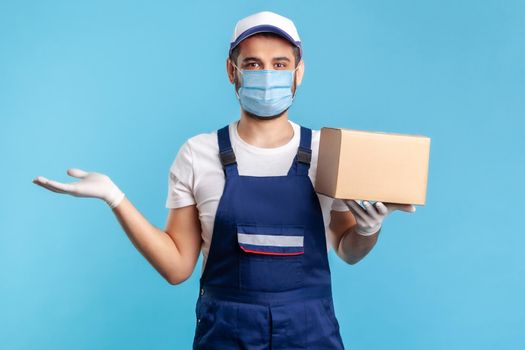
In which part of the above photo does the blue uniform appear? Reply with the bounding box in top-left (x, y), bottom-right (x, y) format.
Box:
top-left (192, 124), bottom-right (345, 349)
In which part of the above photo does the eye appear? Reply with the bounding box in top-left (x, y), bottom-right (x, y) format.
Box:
top-left (244, 62), bottom-right (260, 69)
top-left (275, 62), bottom-right (287, 69)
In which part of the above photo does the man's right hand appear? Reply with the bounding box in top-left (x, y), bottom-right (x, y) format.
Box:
top-left (32, 168), bottom-right (125, 209)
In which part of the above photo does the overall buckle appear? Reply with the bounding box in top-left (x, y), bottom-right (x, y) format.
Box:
top-left (297, 147), bottom-right (311, 165)
top-left (220, 149), bottom-right (237, 166)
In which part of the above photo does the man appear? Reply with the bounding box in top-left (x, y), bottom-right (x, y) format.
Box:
top-left (33, 11), bottom-right (415, 349)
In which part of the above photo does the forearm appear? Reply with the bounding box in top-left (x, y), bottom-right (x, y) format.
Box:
top-left (336, 225), bottom-right (380, 265)
top-left (111, 197), bottom-right (184, 283)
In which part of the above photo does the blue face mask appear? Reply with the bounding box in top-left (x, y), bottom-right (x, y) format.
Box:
top-left (232, 63), bottom-right (299, 118)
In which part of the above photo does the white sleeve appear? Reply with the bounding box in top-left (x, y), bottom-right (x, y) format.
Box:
top-left (331, 198), bottom-right (350, 212)
top-left (165, 141), bottom-right (197, 209)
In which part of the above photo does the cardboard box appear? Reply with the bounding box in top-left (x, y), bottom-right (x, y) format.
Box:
top-left (315, 127), bottom-right (431, 205)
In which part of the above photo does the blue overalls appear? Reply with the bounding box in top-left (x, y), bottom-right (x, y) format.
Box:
top-left (193, 124), bottom-right (345, 349)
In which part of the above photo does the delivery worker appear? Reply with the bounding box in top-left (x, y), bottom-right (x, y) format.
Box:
top-left (32, 11), bottom-right (416, 349)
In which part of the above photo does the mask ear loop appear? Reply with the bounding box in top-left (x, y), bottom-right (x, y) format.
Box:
top-left (291, 64), bottom-right (300, 100)
top-left (231, 61), bottom-right (243, 100)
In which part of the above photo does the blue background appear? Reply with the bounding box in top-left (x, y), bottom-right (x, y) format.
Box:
top-left (1, 0), bottom-right (524, 349)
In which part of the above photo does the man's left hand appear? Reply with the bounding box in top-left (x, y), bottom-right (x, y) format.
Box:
top-left (344, 200), bottom-right (416, 236)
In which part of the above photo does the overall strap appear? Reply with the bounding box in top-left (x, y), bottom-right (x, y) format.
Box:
top-left (288, 126), bottom-right (312, 176)
top-left (217, 125), bottom-right (239, 178)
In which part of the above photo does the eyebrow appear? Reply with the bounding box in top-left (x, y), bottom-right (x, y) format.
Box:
top-left (242, 57), bottom-right (262, 63)
top-left (273, 56), bottom-right (291, 62)
top-left (241, 56), bottom-right (291, 63)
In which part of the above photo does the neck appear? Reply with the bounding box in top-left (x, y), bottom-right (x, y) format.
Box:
top-left (237, 109), bottom-right (294, 148)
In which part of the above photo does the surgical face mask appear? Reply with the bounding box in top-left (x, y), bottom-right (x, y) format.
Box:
top-left (232, 62), bottom-right (299, 118)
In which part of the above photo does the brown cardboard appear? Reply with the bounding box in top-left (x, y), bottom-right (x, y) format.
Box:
top-left (315, 127), bottom-right (431, 205)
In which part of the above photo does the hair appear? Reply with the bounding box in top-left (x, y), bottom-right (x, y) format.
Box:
top-left (229, 32), bottom-right (301, 68)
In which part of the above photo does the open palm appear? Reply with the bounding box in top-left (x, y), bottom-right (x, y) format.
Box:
top-left (344, 199), bottom-right (416, 236)
top-left (32, 168), bottom-right (125, 208)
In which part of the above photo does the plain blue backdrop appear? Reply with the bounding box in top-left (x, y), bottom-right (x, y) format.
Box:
top-left (1, 0), bottom-right (524, 349)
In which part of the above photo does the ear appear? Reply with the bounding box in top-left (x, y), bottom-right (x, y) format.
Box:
top-left (226, 57), bottom-right (235, 84)
top-left (295, 59), bottom-right (305, 86)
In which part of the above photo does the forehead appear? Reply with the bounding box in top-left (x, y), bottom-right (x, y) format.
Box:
top-left (236, 34), bottom-right (295, 59)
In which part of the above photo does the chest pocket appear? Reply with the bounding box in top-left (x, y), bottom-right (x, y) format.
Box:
top-left (237, 224), bottom-right (305, 255)
top-left (237, 223), bottom-right (305, 291)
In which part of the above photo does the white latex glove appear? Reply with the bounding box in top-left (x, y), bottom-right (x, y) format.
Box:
top-left (344, 199), bottom-right (416, 236)
top-left (32, 168), bottom-right (126, 209)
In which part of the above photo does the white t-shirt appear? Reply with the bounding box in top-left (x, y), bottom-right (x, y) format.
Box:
top-left (165, 119), bottom-right (350, 275)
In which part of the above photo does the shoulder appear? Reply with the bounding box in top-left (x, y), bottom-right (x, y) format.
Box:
top-left (177, 124), bottom-right (234, 171)
top-left (186, 128), bottom-right (218, 149)
top-left (179, 124), bottom-right (229, 157)
top-left (168, 126), bottom-right (220, 166)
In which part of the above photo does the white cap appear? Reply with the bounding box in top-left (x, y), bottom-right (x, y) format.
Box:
top-left (229, 11), bottom-right (302, 59)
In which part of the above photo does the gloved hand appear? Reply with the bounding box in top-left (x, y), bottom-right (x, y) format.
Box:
top-left (32, 168), bottom-right (126, 209)
top-left (344, 199), bottom-right (416, 236)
